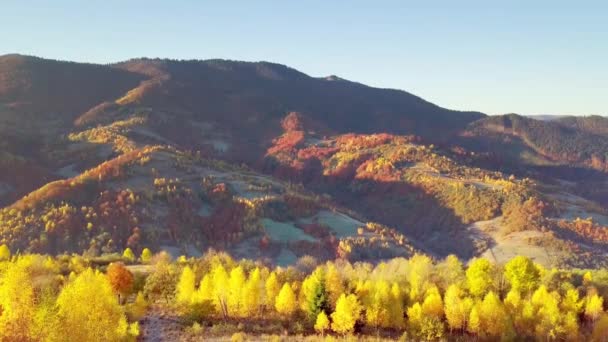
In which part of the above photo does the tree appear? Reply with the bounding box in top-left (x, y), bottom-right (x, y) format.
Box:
top-left (0, 244), bottom-right (10, 261)
top-left (585, 293), bottom-right (604, 322)
top-left (477, 291), bottom-right (512, 338)
top-left (388, 282), bottom-right (404, 329)
top-left (265, 272), bottom-right (281, 308)
top-left (532, 287), bottom-right (566, 339)
top-left (140, 248), bottom-right (153, 263)
top-left (228, 266), bottom-right (246, 316)
top-left (561, 288), bottom-right (583, 314)
top-left (143, 262), bottom-right (178, 303)
top-left (468, 305), bottom-right (481, 335)
top-left (466, 258), bottom-right (495, 298)
top-left (211, 263), bottom-right (230, 318)
top-left (106, 262), bottom-right (134, 304)
top-left (300, 268), bottom-right (329, 321)
top-left (421, 286), bottom-right (444, 319)
top-left (407, 302), bottom-right (444, 340)
top-left (192, 274), bottom-right (213, 304)
top-left (314, 311), bottom-right (330, 336)
top-left (122, 248), bottom-right (135, 262)
top-left (176, 266), bottom-right (196, 304)
top-left (275, 283), bottom-right (297, 317)
top-left (436, 254), bottom-right (465, 289)
top-left (407, 254), bottom-right (433, 302)
top-left (331, 293), bottom-right (362, 334)
top-left (325, 263), bottom-right (344, 309)
top-left (0, 260), bottom-right (36, 341)
top-left (504, 256), bottom-right (540, 294)
top-left (366, 280), bottom-right (391, 329)
top-left (444, 284), bottom-right (473, 332)
top-left (240, 267), bottom-right (262, 317)
top-left (55, 268), bottom-right (128, 342)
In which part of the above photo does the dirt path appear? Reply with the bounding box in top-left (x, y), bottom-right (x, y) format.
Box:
top-left (139, 305), bottom-right (182, 342)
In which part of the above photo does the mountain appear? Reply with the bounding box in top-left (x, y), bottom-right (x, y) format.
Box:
top-left (2, 54), bottom-right (608, 268)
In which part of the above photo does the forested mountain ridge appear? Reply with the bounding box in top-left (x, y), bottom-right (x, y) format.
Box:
top-left (1, 54), bottom-right (608, 269)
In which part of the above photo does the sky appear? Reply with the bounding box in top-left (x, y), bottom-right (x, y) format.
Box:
top-left (1, 1), bottom-right (606, 115)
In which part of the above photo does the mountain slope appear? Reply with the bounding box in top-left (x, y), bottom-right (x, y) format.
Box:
top-left (2, 54), bottom-right (608, 268)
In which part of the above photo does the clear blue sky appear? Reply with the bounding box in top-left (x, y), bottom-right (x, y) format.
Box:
top-left (1, 1), bottom-right (606, 115)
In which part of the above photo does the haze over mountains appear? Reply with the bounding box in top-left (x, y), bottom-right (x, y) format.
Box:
top-left (2, 54), bottom-right (608, 268)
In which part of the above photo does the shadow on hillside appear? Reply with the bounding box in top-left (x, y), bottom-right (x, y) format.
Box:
top-left (262, 157), bottom-right (483, 260)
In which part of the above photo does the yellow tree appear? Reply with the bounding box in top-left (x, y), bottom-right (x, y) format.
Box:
top-left (140, 248), bottom-right (153, 263)
top-left (0, 244), bottom-right (10, 261)
top-left (421, 286), bottom-right (444, 319)
top-left (54, 268), bottom-right (129, 342)
top-left (240, 267), bottom-right (262, 317)
top-left (407, 254), bottom-right (434, 302)
top-left (477, 291), bottom-right (512, 338)
top-left (366, 280), bottom-right (391, 329)
top-left (265, 271), bottom-right (281, 309)
top-left (561, 288), bottom-right (583, 314)
top-left (504, 256), bottom-right (540, 295)
top-left (122, 248), bottom-right (135, 262)
top-left (466, 258), bottom-right (495, 298)
top-left (0, 260), bottom-right (36, 341)
top-left (444, 284), bottom-right (473, 332)
top-left (468, 305), bottom-right (481, 335)
top-left (228, 266), bottom-right (246, 316)
top-left (325, 263), bottom-right (344, 309)
top-left (407, 302), bottom-right (444, 340)
top-left (176, 266), bottom-right (196, 304)
top-left (585, 293), bottom-right (604, 322)
top-left (192, 274), bottom-right (213, 304)
top-left (211, 263), bottom-right (230, 317)
top-left (532, 288), bottom-right (565, 339)
top-left (314, 311), bottom-right (330, 336)
top-left (436, 254), bottom-right (465, 289)
top-left (388, 282), bottom-right (404, 329)
top-left (275, 283), bottom-right (297, 317)
top-left (331, 293), bottom-right (362, 334)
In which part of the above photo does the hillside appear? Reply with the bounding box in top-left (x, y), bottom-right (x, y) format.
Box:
top-left (2, 55), bottom-right (608, 268)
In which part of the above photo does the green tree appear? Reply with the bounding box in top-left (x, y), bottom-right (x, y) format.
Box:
top-left (300, 268), bottom-right (329, 322)
top-left (143, 262), bottom-right (178, 303)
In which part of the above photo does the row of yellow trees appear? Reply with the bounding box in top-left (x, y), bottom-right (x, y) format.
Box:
top-left (171, 254), bottom-right (608, 340)
top-left (0, 254), bottom-right (141, 341)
